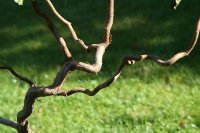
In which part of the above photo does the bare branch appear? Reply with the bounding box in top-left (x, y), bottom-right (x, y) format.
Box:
top-left (17, 86), bottom-right (66, 128)
top-left (45, 0), bottom-right (89, 50)
top-left (103, 0), bottom-right (114, 47)
top-left (50, 61), bottom-right (73, 88)
top-left (124, 18), bottom-right (200, 66)
top-left (45, 0), bottom-right (77, 40)
top-left (0, 117), bottom-right (18, 130)
top-left (52, 45), bottom-right (106, 85)
top-left (0, 65), bottom-right (34, 87)
top-left (31, 0), bottom-right (72, 59)
top-left (13, 2), bottom-right (111, 127)
top-left (75, 45), bottom-right (106, 73)
top-left (42, 0), bottom-right (114, 76)
top-left (50, 45), bottom-right (105, 88)
top-left (66, 17), bottom-right (200, 96)
top-left (66, 64), bottom-right (125, 96)
top-left (45, 0), bottom-right (114, 50)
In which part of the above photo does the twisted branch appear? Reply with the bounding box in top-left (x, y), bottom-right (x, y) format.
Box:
top-left (66, 17), bottom-right (200, 96)
top-left (17, 86), bottom-right (66, 127)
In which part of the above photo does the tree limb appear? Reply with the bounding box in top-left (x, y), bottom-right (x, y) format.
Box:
top-left (45, 0), bottom-right (114, 50)
top-left (31, 0), bottom-right (72, 59)
top-left (45, 0), bottom-right (89, 50)
top-left (17, 86), bottom-right (66, 131)
top-left (66, 17), bottom-right (200, 96)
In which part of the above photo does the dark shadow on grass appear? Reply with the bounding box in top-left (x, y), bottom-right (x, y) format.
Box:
top-left (0, 0), bottom-right (199, 80)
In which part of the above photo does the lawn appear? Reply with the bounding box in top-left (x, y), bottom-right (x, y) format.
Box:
top-left (0, 0), bottom-right (200, 132)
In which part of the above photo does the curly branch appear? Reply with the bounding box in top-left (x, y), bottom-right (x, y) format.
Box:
top-left (44, 0), bottom-right (114, 74)
top-left (17, 86), bottom-right (66, 130)
top-left (124, 18), bottom-right (200, 66)
top-left (66, 64), bottom-right (125, 96)
top-left (66, 17), bottom-right (200, 96)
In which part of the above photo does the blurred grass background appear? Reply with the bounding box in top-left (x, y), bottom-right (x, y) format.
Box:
top-left (0, 0), bottom-right (200, 132)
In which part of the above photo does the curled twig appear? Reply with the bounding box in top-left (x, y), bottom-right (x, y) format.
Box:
top-left (0, 65), bottom-right (34, 87)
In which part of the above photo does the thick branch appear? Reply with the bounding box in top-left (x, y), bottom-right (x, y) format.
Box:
top-left (75, 45), bottom-right (106, 73)
top-left (16, 1), bottom-right (111, 127)
top-left (17, 86), bottom-right (66, 128)
top-left (50, 61), bottom-right (73, 88)
top-left (0, 65), bottom-right (34, 87)
top-left (50, 45), bottom-right (105, 88)
top-left (31, 0), bottom-right (72, 59)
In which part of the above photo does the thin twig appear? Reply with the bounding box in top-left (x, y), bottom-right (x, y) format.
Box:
top-left (45, 0), bottom-right (88, 49)
top-left (0, 65), bottom-right (34, 87)
top-left (45, 0), bottom-right (114, 50)
top-left (31, 0), bottom-right (72, 59)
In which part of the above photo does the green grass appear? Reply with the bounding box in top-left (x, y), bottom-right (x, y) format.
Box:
top-left (0, 0), bottom-right (200, 132)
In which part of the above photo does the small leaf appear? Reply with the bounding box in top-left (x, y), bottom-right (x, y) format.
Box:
top-left (14, 0), bottom-right (24, 5)
top-left (171, 0), bottom-right (182, 10)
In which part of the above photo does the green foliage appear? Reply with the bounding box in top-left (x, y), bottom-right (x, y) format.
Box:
top-left (14, 0), bottom-right (23, 5)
